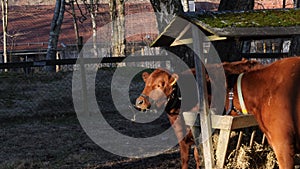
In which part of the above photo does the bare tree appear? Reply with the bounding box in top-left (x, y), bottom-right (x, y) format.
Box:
top-left (79, 0), bottom-right (99, 58)
top-left (46, 0), bottom-right (65, 72)
top-left (89, 0), bottom-right (98, 57)
top-left (150, 0), bottom-right (183, 33)
top-left (295, 0), bottom-right (300, 8)
top-left (1, 0), bottom-right (8, 66)
top-left (149, 0), bottom-right (196, 69)
top-left (181, 0), bottom-right (189, 12)
top-left (109, 0), bottom-right (126, 57)
top-left (67, 0), bottom-right (81, 53)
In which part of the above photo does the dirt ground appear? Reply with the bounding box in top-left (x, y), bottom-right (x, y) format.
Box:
top-left (0, 68), bottom-right (290, 169)
top-left (1, 111), bottom-right (188, 169)
top-left (0, 69), bottom-right (192, 169)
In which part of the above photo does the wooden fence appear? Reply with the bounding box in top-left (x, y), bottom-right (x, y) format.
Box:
top-left (0, 55), bottom-right (174, 71)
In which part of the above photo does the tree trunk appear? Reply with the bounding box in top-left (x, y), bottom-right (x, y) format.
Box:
top-left (70, 0), bottom-right (80, 53)
top-left (89, 0), bottom-right (98, 58)
top-left (109, 0), bottom-right (126, 57)
top-left (149, 0), bottom-right (196, 70)
top-left (181, 0), bottom-right (189, 12)
top-left (294, 0), bottom-right (300, 8)
top-left (218, 0), bottom-right (254, 11)
top-left (1, 0), bottom-right (8, 66)
top-left (149, 0), bottom-right (197, 70)
top-left (46, 0), bottom-right (65, 72)
top-left (150, 0), bottom-right (183, 32)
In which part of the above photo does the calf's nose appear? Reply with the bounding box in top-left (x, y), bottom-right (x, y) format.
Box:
top-left (135, 98), bottom-right (144, 106)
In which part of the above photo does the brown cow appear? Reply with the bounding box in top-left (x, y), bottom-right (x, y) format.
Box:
top-left (230, 57), bottom-right (300, 169)
top-left (135, 68), bottom-right (201, 169)
top-left (134, 59), bottom-right (263, 169)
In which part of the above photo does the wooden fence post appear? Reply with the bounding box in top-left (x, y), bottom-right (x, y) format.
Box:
top-left (192, 24), bottom-right (214, 168)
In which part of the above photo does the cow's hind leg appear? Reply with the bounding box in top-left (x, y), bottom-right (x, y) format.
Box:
top-left (168, 114), bottom-right (190, 169)
top-left (272, 142), bottom-right (295, 169)
top-left (179, 140), bottom-right (190, 169)
top-left (193, 146), bottom-right (202, 169)
top-left (268, 131), bottom-right (295, 169)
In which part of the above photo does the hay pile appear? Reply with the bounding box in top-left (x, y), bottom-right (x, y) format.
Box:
top-left (223, 130), bottom-right (278, 169)
top-left (226, 142), bottom-right (277, 169)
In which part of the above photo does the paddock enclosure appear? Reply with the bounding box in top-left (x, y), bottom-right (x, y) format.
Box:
top-left (2, 55), bottom-right (300, 169)
top-left (1, 21), bottom-right (300, 167)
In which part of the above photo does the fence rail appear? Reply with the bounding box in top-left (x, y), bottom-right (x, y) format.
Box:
top-left (0, 55), bottom-right (173, 70)
top-left (0, 54), bottom-right (285, 71)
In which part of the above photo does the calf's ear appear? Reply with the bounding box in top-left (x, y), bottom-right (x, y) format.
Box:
top-left (142, 72), bottom-right (150, 82)
top-left (170, 73), bottom-right (179, 86)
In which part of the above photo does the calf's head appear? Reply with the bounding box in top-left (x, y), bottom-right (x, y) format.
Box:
top-left (135, 69), bottom-right (179, 112)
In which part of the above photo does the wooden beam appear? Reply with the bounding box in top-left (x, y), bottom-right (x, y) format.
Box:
top-left (208, 35), bottom-right (227, 41)
top-left (170, 38), bottom-right (193, 46)
top-left (216, 128), bottom-right (231, 167)
top-left (211, 114), bottom-right (258, 168)
top-left (240, 53), bottom-right (289, 58)
top-left (173, 23), bottom-right (191, 45)
top-left (211, 115), bottom-right (258, 130)
top-left (192, 24), bottom-right (214, 168)
top-left (171, 35), bottom-right (227, 46)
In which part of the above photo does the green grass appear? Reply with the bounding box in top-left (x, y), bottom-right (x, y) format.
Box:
top-left (190, 9), bottom-right (300, 28)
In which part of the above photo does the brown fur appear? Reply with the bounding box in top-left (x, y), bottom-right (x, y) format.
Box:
top-left (232, 57), bottom-right (300, 169)
top-left (134, 58), bottom-right (300, 169)
top-left (135, 68), bottom-right (200, 169)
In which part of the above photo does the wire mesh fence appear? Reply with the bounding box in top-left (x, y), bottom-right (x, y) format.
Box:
top-left (0, 57), bottom-right (183, 168)
top-left (0, 55), bottom-right (174, 120)
top-left (1, 52), bottom-right (295, 168)
top-left (0, 50), bottom-right (284, 121)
